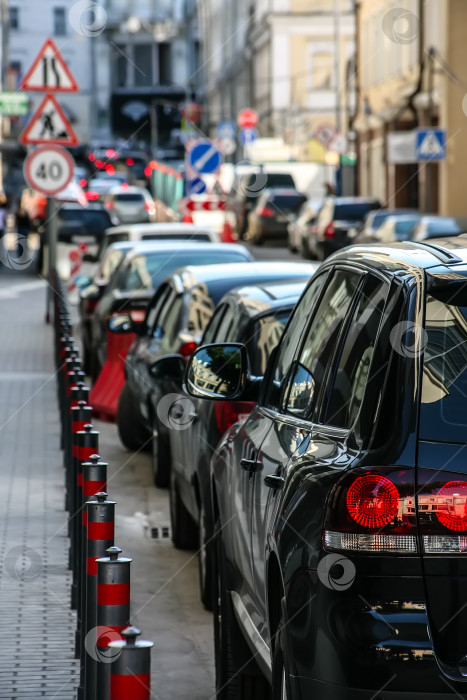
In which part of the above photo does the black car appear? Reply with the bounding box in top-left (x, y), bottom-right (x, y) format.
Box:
top-left (310, 196), bottom-right (381, 259)
top-left (55, 202), bottom-right (115, 245)
top-left (89, 241), bottom-right (253, 380)
top-left (186, 237), bottom-right (467, 699)
top-left (114, 262), bottom-right (316, 482)
top-left (169, 278), bottom-right (316, 610)
top-left (228, 170), bottom-right (297, 237)
top-left (246, 189), bottom-right (307, 245)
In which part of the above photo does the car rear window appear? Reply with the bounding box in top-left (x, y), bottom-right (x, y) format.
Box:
top-left (334, 203), bottom-right (378, 220)
top-left (114, 193), bottom-right (145, 202)
top-left (60, 210), bottom-right (112, 228)
top-left (420, 290), bottom-right (467, 443)
top-left (426, 219), bottom-right (465, 235)
top-left (270, 195), bottom-right (307, 211)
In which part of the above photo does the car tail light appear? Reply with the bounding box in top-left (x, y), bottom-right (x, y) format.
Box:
top-left (324, 468), bottom-right (418, 553)
top-left (88, 153), bottom-right (95, 162)
top-left (85, 191), bottom-right (99, 201)
top-left (417, 473), bottom-right (467, 553)
top-left (128, 310), bottom-right (146, 324)
top-left (259, 207), bottom-right (274, 217)
top-left (144, 201), bottom-right (154, 213)
top-left (178, 340), bottom-right (197, 358)
top-left (105, 201), bottom-right (114, 210)
top-left (105, 164), bottom-right (115, 175)
top-left (215, 401), bottom-right (255, 434)
top-left (144, 166), bottom-right (152, 177)
top-left (126, 158), bottom-right (134, 166)
top-left (79, 178), bottom-right (88, 188)
top-left (95, 160), bottom-right (103, 169)
top-left (106, 149), bottom-right (116, 159)
top-left (324, 222), bottom-right (335, 239)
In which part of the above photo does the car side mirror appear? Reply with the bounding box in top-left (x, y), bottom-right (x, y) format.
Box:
top-left (108, 313), bottom-right (134, 334)
top-left (185, 343), bottom-right (260, 401)
top-left (149, 354), bottom-right (185, 381)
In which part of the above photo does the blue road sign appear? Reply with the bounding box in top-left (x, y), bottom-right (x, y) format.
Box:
top-left (218, 121), bottom-right (236, 140)
top-left (188, 177), bottom-right (207, 195)
top-left (188, 141), bottom-right (222, 174)
top-left (416, 128), bottom-right (446, 161)
top-left (240, 128), bottom-right (258, 145)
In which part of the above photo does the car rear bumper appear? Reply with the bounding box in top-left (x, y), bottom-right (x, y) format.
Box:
top-left (292, 676), bottom-right (464, 700)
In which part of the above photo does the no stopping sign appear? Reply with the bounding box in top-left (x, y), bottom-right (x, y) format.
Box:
top-left (24, 145), bottom-right (75, 196)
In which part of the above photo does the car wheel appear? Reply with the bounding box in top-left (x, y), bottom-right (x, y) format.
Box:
top-left (198, 499), bottom-right (214, 611)
top-left (214, 519), bottom-right (270, 700)
top-left (151, 420), bottom-right (170, 488)
top-left (272, 617), bottom-right (292, 700)
top-left (116, 383), bottom-right (147, 451)
top-left (170, 473), bottom-right (197, 549)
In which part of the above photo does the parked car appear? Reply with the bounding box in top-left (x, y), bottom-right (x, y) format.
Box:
top-left (310, 196), bottom-right (381, 259)
top-left (55, 202), bottom-right (116, 246)
top-left (77, 241), bottom-right (135, 373)
top-left (246, 188), bottom-right (307, 245)
top-left (104, 185), bottom-right (156, 224)
top-left (353, 208), bottom-right (416, 243)
top-left (228, 170), bottom-right (297, 237)
top-left (410, 215), bottom-right (467, 241)
top-left (115, 261), bottom-right (315, 476)
top-left (366, 213), bottom-right (424, 244)
top-left (97, 222), bottom-right (220, 262)
top-left (85, 178), bottom-right (122, 202)
top-left (287, 199), bottom-right (323, 255)
top-left (89, 242), bottom-right (253, 379)
top-left (185, 236), bottom-right (467, 699)
top-left (169, 277), bottom-right (316, 610)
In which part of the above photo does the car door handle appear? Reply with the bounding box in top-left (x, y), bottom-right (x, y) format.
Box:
top-left (264, 474), bottom-right (285, 490)
top-left (240, 458), bottom-right (261, 473)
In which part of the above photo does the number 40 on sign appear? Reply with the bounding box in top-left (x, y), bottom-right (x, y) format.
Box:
top-left (23, 145), bottom-right (75, 196)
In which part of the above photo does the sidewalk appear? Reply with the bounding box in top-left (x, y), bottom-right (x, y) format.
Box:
top-left (0, 273), bottom-right (79, 699)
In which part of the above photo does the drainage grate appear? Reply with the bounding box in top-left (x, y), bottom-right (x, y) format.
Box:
top-left (151, 526), bottom-right (171, 540)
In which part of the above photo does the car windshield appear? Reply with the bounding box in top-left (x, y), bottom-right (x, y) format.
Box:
top-left (334, 203), bottom-right (378, 220)
top-left (420, 288), bottom-right (467, 443)
top-left (394, 218), bottom-right (421, 240)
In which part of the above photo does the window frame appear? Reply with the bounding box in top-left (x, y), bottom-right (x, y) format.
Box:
top-left (53, 7), bottom-right (67, 36)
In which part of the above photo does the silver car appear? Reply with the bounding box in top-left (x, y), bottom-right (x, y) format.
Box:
top-left (105, 186), bottom-right (156, 224)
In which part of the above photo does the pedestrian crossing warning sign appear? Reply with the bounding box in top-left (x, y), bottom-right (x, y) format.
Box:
top-left (20, 38), bottom-right (79, 93)
top-left (416, 128), bottom-right (446, 161)
top-left (19, 94), bottom-right (79, 146)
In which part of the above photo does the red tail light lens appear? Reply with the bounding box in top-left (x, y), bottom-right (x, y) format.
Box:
top-left (126, 157), bottom-right (134, 166)
top-left (435, 481), bottom-right (467, 532)
top-left (105, 164), bottom-right (115, 176)
top-left (215, 401), bottom-right (255, 434)
top-left (324, 222), bottom-right (335, 238)
top-left (324, 468), bottom-right (417, 553)
top-left (88, 153), bottom-right (95, 162)
top-left (346, 474), bottom-right (399, 529)
top-left (417, 472), bottom-right (467, 553)
top-left (144, 166), bottom-right (152, 177)
top-left (85, 191), bottom-right (99, 201)
top-left (144, 200), bottom-right (155, 213)
top-left (105, 201), bottom-right (114, 210)
top-left (95, 159), bottom-right (103, 169)
top-left (179, 340), bottom-right (197, 358)
top-left (259, 207), bottom-right (275, 218)
top-left (79, 178), bottom-right (88, 188)
top-left (129, 310), bottom-right (146, 324)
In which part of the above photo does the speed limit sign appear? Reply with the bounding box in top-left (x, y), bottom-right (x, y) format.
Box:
top-left (23, 145), bottom-right (75, 195)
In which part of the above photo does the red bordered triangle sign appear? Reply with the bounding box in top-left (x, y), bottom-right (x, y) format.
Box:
top-left (20, 38), bottom-right (79, 92)
top-left (19, 94), bottom-right (79, 146)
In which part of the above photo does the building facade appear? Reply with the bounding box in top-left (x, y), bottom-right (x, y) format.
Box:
top-left (197, 0), bottom-right (355, 163)
top-left (354, 0), bottom-right (467, 215)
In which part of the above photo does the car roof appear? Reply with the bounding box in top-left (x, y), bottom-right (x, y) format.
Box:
top-left (108, 185), bottom-right (149, 194)
top-left (122, 241), bottom-right (252, 259)
top-left (169, 261), bottom-right (316, 294)
top-left (105, 223), bottom-right (215, 235)
top-left (329, 236), bottom-right (467, 273)
top-left (218, 280), bottom-right (312, 318)
top-left (59, 202), bottom-right (107, 210)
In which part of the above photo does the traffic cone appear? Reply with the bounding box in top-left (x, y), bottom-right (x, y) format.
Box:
top-left (221, 220), bottom-right (236, 243)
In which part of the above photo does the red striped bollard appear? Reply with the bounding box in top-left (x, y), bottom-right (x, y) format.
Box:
top-left (65, 385), bottom-right (90, 511)
top-left (95, 546), bottom-right (132, 699)
top-left (81, 492), bottom-right (115, 700)
top-left (108, 626), bottom-right (153, 700)
top-left (68, 401), bottom-right (93, 532)
top-left (77, 454), bottom-right (108, 659)
top-left (72, 424), bottom-right (99, 611)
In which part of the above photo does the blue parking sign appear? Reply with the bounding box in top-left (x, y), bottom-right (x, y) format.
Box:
top-left (188, 177), bottom-right (207, 195)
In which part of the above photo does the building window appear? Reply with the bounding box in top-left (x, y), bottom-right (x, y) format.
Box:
top-left (134, 44), bottom-right (153, 87)
top-left (10, 7), bottom-right (19, 30)
top-left (53, 7), bottom-right (67, 36)
top-left (308, 42), bottom-right (335, 92)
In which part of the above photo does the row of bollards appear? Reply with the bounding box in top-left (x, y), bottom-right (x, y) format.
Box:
top-left (51, 270), bottom-right (154, 700)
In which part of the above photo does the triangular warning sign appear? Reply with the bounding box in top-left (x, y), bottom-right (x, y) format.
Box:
top-left (19, 94), bottom-right (79, 146)
top-left (20, 38), bottom-right (79, 92)
top-left (419, 132), bottom-right (443, 157)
